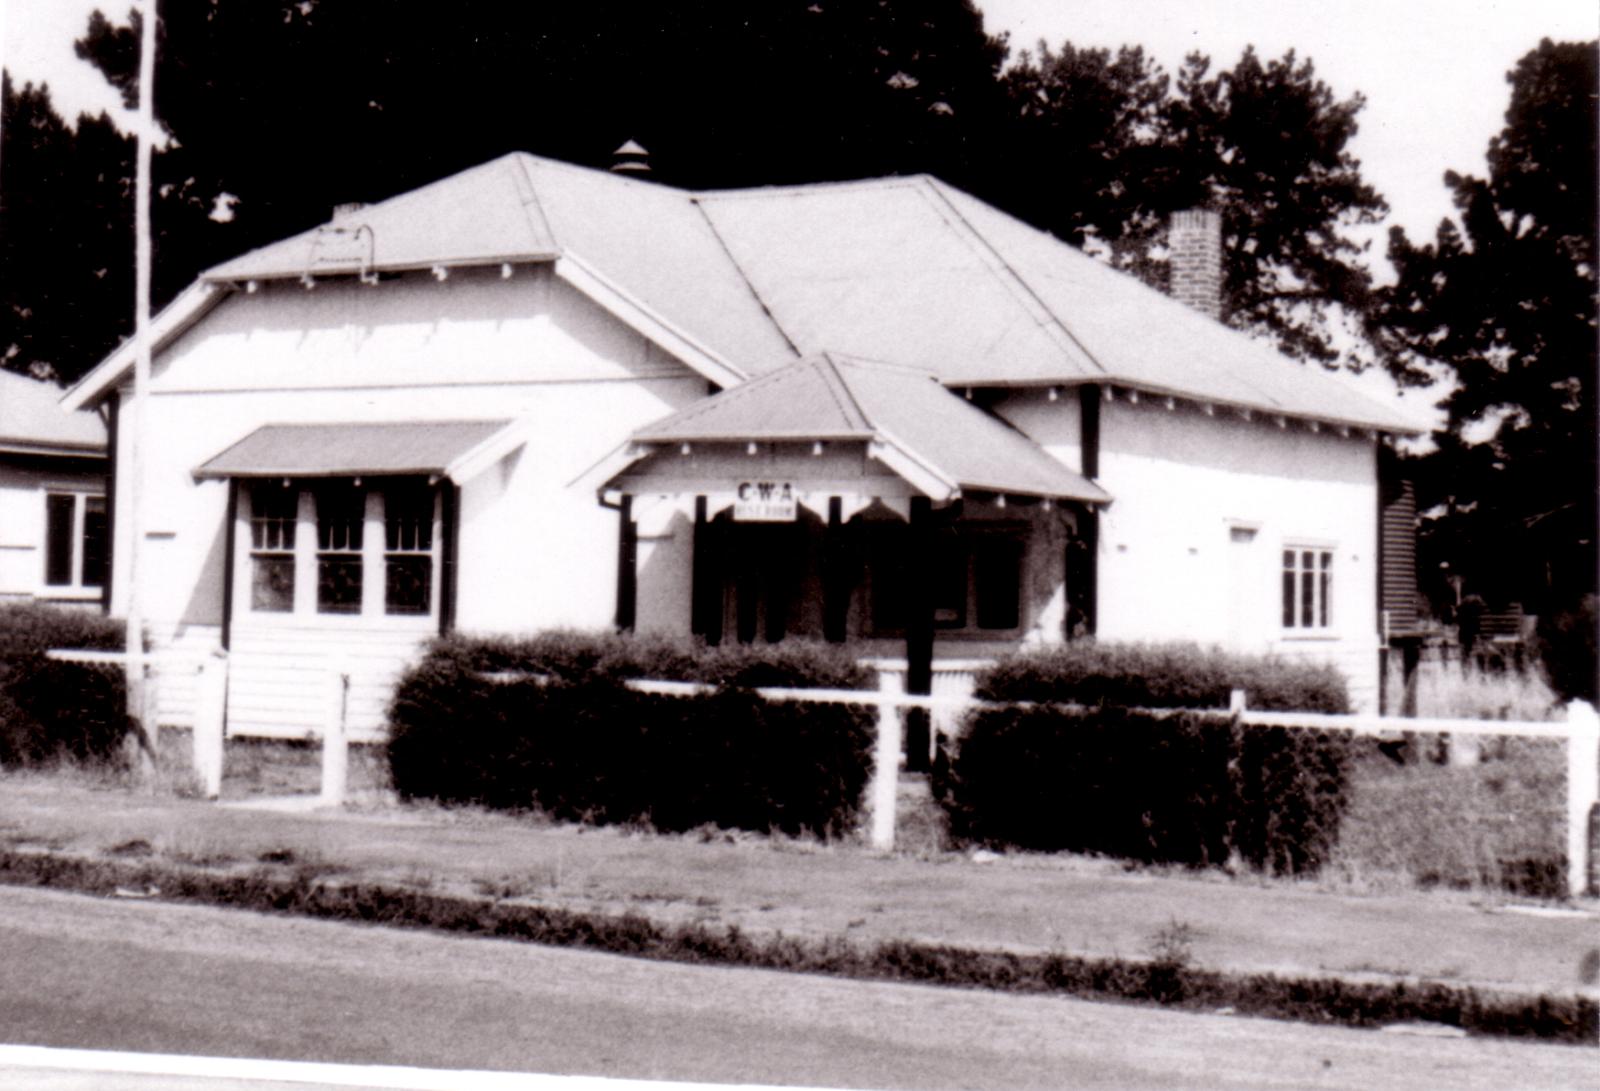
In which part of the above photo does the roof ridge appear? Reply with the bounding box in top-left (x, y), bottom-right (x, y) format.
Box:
top-left (509, 153), bottom-right (561, 251)
top-left (690, 196), bottom-right (802, 359)
top-left (815, 353), bottom-right (875, 432)
top-left (918, 178), bottom-right (1108, 379)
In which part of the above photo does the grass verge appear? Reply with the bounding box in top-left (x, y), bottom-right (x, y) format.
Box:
top-left (0, 846), bottom-right (1592, 1046)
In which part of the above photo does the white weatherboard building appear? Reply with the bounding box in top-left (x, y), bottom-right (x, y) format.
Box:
top-left (0, 371), bottom-right (107, 605)
top-left (62, 154), bottom-right (1418, 736)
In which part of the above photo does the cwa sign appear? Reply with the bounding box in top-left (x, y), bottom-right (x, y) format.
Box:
top-left (733, 481), bottom-right (797, 522)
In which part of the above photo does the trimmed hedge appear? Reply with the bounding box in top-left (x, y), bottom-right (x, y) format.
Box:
top-left (387, 632), bottom-right (875, 837)
top-left (0, 602), bottom-right (132, 767)
top-left (939, 642), bottom-right (1353, 874)
top-left (974, 641), bottom-right (1350, 713)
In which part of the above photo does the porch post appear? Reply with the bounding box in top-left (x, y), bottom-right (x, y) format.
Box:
top-left (221, 479), bottom-right (238, 650)
top-left (823, 496), bottom-right (848, 643)
top-left (1077, 386), bottom-right (1101, 639)
top-left (615, 494), bottom-right (636, 632)
top-left (1079, 507), bottom-right (1099, 636)
top-left (691, 496), bottom-right (723, 645)
top-left (438, 482), bottom-right (460, 636)
top-left (102, 392), bottom-right (119, 611)
top-left (904, 496), bottom-right (934, 773)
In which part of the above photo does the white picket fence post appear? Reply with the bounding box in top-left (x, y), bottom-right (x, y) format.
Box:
top-left (190, 650), bottom-right (227, 800)
top-left (868, 669), bottom-right (903, 852)
top-left (320, 662), bottom-right (351, 806)
top-left (1565, 700), bottom-right (1598, 899)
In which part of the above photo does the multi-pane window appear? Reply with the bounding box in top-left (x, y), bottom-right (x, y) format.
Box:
top-left (315, 483), bottom-right (365, 614)
top-left (383, 482), bottom-right (434, 615)
top-left (1282, 547), bottom-right (1333, 630)
top-left (43, 492), bottom-right (107, 591)
top-left (246, 479), bottom-right (438, 620)
top-left (249, 484), bottom-right (297, 611)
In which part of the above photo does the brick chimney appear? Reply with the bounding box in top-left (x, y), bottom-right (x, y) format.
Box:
top-left (1168, 209), bottom-right (1223, 320)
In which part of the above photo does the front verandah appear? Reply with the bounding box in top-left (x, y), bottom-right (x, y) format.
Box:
top-left (612, 477), bottom-right (1094, 768)
top-left (624, 492), bottom-right (1091, 653)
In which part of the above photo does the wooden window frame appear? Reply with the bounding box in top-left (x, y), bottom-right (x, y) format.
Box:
top-left (41, 489), bottom-right (107, 597)
top-left (240, 478), bottom-right (441, 628)
top-left (1281, 543), bottom-right (1335, 633)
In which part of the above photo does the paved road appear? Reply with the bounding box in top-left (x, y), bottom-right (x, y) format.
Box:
top-left (0, 886), bottom-right (1593, 1090)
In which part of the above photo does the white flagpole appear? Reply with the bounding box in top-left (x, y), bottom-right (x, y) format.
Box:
top-left (126, 0), bottom-right (157, 755)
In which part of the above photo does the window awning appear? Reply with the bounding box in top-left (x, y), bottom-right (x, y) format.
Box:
top-left (193, 419), bottom-right (524, 484)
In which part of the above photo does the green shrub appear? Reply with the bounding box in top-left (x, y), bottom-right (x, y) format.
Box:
top-left (936, 704), bottom-right (1350, 874)
top-left (974, 641), bottom-right (1350, 713)
top-left (941, 642), bottom-right (1351, 874)
top-left (387, 632), bottom-right (874, 837)
top-left (0, 602), bottom-right (131, 767)
top-left (423, 629), bottom-right (871, 689)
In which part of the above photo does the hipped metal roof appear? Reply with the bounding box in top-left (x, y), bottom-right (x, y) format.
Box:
top-left (630, 354), bottom-right (1111, 504)
top-left (0, 370), bottom-right (105, 456)
top-left (71, 152), bottom-right (1419, 435)
top-left (193, 420), bottom-right (518, 482)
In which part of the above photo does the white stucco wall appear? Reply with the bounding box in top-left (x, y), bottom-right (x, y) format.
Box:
top-left (111, 264), bottom-right (706, 732)
top-left (997, 387), bottom-right (1382, 711)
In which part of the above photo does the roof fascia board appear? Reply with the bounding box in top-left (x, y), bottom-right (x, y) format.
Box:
top-left (948, 377), bottom-right (1420, 436)
top-left (568, 440), bottom-right (652, 492)
top-left (61, 282), bottom-right (228, 412)
top-left (0, 442), bottom-right (107, 459)
top-left (444, 419), bottom-right (532, 484)
top-left (553, 253), bottom-right (747, 390)
top-left (218, 253), bottom-right (561, 281)
top-left (866, 429), bottom-right (959, 502)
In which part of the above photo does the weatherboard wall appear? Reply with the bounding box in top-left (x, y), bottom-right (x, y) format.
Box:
top-left (0, 460), bottom-right (106, 602)
top-left (110, 265), bottom-right (704, 735)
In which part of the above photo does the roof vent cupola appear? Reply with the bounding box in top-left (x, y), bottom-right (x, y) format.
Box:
top-left (610, 140), bottom-right (652, 177)
top-left (1168, 209), bottom-right (1223, 321)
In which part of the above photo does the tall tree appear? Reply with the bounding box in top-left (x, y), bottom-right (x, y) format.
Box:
top-left (66, 1), bottom-right (1009, 329)
top-left (0, 75), bottom-right (133, 382)
top-left (996, 43), bottom-right (1173, 251)
top-left (996, 44), bottom-right (1386, 367)
top-left (1381, 39), bottom-right (1598, 695)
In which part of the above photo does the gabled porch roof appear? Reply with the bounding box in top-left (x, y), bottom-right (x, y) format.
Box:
top-left (617, 353), bottom-right (1109, 505)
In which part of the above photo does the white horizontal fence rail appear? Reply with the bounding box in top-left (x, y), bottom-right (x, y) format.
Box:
top-left (43, 649), bottom-right (1598, 898)
top-left (629, 676), bottom-right (1599, 897)
top-left (45, 647), bottom-right (229, 799)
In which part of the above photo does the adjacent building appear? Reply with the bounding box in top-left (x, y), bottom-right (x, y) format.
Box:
top-left (0, 370), bottom-right (108, 605)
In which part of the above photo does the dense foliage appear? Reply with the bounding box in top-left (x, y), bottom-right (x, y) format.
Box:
top-left (973, 641), bottom-right (1351, 713)
top-left (1380, 40), bottom-right (1598, 698)
top-left (942, 642), bottom-right (1351, 874)
top-left (387, 632), bottom-right (874, 837)
top-left (998, 44), bottom-right (1385, 364)
top-left (938, 705), bottom-right (1350, 875)
top-left (0, 602), bottom-right (131, 766)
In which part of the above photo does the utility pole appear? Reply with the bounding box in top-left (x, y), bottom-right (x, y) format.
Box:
top-left (126, 0), bottom-right (157, 760)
